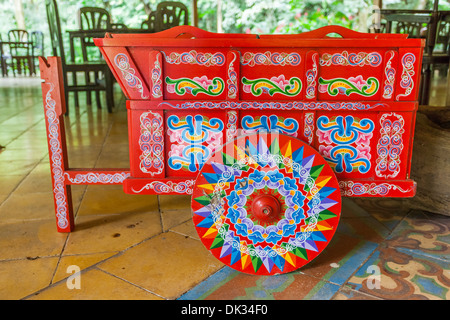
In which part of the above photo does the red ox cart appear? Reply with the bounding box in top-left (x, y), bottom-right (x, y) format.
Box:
top-left (39, 25), bottom-right (424, 275)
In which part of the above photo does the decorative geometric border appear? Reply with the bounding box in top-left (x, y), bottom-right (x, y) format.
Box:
top-left (114, 53), bottom-right (148, 99)
top-left (319, 51), bottom-right (382, 67)
top-left (44, 82), bottom-right (69, 230)
top-left (241, 51), bottom-right (301, 66)
top-left (305, 53), bottom-right (318, 99)
top-left (395, 53), bottom-right (416, 101)
top-left (151, 56), bottom-right (163, 99)
top-left (162, 50), bottom-right (225, 66)
top-left (375, 112), bottom-right (405, 178)
top-left (64, 172), bottom-right (130, 184)
top-left (139, 111), bottom-right (164, 175)
top-left (339, 180), bottom-right (414, 196)
top-left (304, 112), bottom-right (315, 145)
top-left (382, 50), bottom-right (396, 99)
top-left (131, 179), bottom-right (196, 194)
top-left (159, 101), bottom-right (388, 111)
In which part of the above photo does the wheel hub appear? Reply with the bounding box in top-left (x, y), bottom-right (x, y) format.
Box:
top-left (251, 194), bottom-right (281, 224)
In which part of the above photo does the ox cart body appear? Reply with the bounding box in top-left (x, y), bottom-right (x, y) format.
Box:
top-left (39, 25), bottom-right (424, 275)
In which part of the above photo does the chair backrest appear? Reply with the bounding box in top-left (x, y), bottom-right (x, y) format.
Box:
top-left (45, 0), bottom-right (66, 63)
top-left (31, 31), bottom-right (44, 56)
top-left (155, 1), bottom-right (188, 32)
top-left (8, 29), bottom-right (30, 56)
top-left (435, 14), bottom-right (450, 53)
top-left (78, 7), bottom-right (111, 30)
top-left (8, 29), bottom-right (29, 42)
top-left (111, 23), bottom-right (128, 30)
top-left (141, 11), bottom-right (157, 32)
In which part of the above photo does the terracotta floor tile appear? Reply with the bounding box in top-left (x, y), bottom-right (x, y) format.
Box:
top-left (97, 231), bottom-right (224, 299)
top-left (0, 192), bottom-right (56, 222)
top-left (64, 145), bottom-right (102, 168)
top-left (13, 161), bottom-right (53, 194)
top-left (0, 127), bottom-right (28, 142)
top-left (52, 252), bottom-right (118, 283)
top-left (0, 175), bottom-right (25, 197)
top-left (63, 211), bottom-right (162, 255)
top-left (7, 135), bottom-right (49, 151)
top-left (29, 268), bottom-right (162, 300)
top-left (0, 146), bottom-right (47, 161)
top-left (170, 219), bottom-right (199, 240)
top-left (95, 155), bottom-right (129, 168)
top-left (0, 159), bottom-right (40, 176)
top-left (65, 132), bottom-right (107, 149)
top-left (0, 219), bottom-right (67, 260)
top-left (159, 194), bottom-right (192, 211)
top-left (77, 184), bottom-right (159, 216)
top-left (0, 257), bottom-right (59, 300)
top-left (161, 209), bottom-right (192, 232)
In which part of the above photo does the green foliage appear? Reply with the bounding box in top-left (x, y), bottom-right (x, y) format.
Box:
top-left (280, 0), bottom-right (373, 34)
top-left (1, 0), bottom-right (439, 61)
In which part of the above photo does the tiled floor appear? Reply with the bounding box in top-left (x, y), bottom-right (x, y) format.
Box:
top-left (0, 76), bottom-right (449, 300)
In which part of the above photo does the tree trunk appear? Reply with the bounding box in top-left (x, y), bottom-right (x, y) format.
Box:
top-left (217, 0), bottom-right (223, 33)
top-left (14, 0), bottom-right (26, 30)
top-left (408, 106), bottom-right (450, 216)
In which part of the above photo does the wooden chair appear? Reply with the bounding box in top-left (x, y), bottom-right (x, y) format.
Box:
top-left (78, 7), bottom-right (111, 61)
top-left (77, 6), bottom-right (114, 106)
top-left (155, 1), bottom-right (189, 32)
top-left (44, 0), bottom-right (114, 113)
top-left (31, 31), bottom-right (44, 75)
top-left (0, 34), bottom-right (10, 77)
top-left (8, 29), bottom-right (34, 76)
top-left (141, 11), bottom-right (157, 32)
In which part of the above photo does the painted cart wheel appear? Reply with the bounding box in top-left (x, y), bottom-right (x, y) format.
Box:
top-left (192, 133), bottom-right (342, 275)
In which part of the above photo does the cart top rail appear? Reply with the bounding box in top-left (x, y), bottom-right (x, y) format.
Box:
top-left (94, 25), bottom-right (425, 103)
top-left (94, 25), bottom-right (425, 48)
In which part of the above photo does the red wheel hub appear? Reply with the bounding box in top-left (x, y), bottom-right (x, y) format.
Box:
top-left (251, 194), bottom-right (281, 224)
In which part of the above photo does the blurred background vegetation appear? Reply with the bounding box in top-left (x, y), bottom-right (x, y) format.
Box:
top-left (1, 0), bottom-right (449, 60)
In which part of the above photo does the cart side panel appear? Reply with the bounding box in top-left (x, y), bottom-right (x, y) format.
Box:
top-left (314, 110), bottom-right (378, 180)
top-left (316, 48), bottom-right (388, 101)
top-left (164, 109), bottom-right (227, 177)
top-left (161, 48), bottom-right (228, 100)
top-left (374, 110), bottom-right (415, 180)
top-left (129, 109), bottom-right (165, 178)
top-left (238, 110), bottom-right (306, 142)
top-left (239, 49), bottom-right (306, 101)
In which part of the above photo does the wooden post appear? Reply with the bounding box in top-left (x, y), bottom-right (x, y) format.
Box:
top-left (39, 56), bottom-right (75, 232)
top-left (192, 0), bottom-right (198, 27)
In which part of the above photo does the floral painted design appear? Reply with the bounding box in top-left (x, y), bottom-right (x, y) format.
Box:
top-left (242, 75), bottom-right (302, 97)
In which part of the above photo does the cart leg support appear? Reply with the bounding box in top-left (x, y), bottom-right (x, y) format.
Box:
top-left (39, 57), bottom-right (130, 232)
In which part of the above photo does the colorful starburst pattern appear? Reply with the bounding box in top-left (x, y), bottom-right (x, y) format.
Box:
top-left (192, 133), bottom-right (342, 275)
